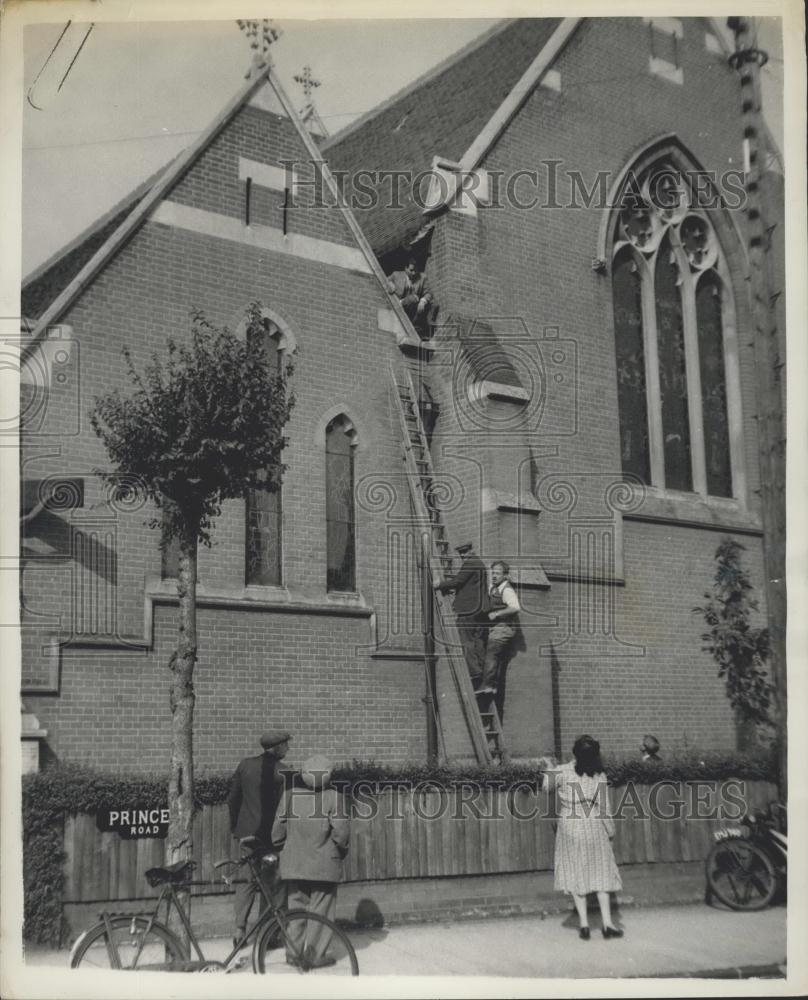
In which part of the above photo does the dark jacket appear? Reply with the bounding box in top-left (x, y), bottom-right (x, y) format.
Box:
top-left (227, 752), bottom-right (286, 843)
top-left (436, 553), bottom-right (488, 618)
top-left (272, 786), bottom-right (350, 883)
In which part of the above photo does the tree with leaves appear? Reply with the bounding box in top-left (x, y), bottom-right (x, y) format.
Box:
top-left (693, 539), bottom-right (775, 741)
top-left (91, 304), bottom-right (294, 866)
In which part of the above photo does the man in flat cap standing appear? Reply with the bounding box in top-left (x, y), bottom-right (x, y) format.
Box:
top-left (435, 542), bottom-right (489, 690)
top-left (228, 730), bottom-right (291, 948)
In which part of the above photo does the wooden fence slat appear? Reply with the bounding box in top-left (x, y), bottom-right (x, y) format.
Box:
top-left (393, 792), bottom-right (404, 877)
top-left (424, 792), bottom-right (436, 876)
top-left (657, 784), bottom-right (677, 863)
top-left (457, 792), bottom-right (464, 876)
top-left (420, 791), bottom-right (430, 878)
top-left (508, 790), bottom-right (520, 872)
top-left (481, 789), bottom-right (492, 875)
top-left (366, 803), bottom-right (377, 880)
top-left (110, 831), bottom-right (121, 900)
top-left (640, 787), bottom-right (654, 863)
top-left (379, 791), bottom-right (392, 879)
top-left (390, 792), bottom-right (402, 879)
top-left (535, 797), bottom-right (551, 871)
top-left (62, 816), bottom-right (75, 902)
top-left (408, 792), bottom-right (420, 878)
top-left (355, 813), bottom-right (367, 882)
top-left (475, 790), bottom-right (486, 875)
top-left (520, 790), bottom-right (536, 869)
top-left (465, 791), bottom-right (476, 875)
top-left (679, 786), bottom-right (692, 863)
top-left (136, 837), bottom-right (149, 898)
top-left (81, 814), bottom-right (97, 901)
top-left (444, 791), bottom-right (455, 876)
top-left (104, 833), bottom-right (116, 901)
top-left (74, 815), bottom-right (87, 902)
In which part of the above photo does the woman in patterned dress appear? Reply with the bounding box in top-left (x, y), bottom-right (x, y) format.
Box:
top-left (540, 735), bottom-right (623, 940)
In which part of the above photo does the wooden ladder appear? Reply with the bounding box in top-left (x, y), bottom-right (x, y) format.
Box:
top-left (478, 697), bottom-right (510, 765)
top-left (391, 366), bottom-right (509, 766)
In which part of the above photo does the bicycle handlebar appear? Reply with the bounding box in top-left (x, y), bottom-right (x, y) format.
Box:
top-left (214, 850), bottom-right (280, 870)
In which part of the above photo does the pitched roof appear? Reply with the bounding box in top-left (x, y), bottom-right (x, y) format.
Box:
top-left (23, 65), bottom-right (420, 363)
top-left (323, 18), bottom-right (562, 258)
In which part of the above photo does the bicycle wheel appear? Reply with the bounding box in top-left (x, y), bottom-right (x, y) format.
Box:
top-left (253, 910), bottom-right (358, 975)
top-left (69, 916), bottom-right (186, 970)
top-left (705, 839), bottom-right (777, 911)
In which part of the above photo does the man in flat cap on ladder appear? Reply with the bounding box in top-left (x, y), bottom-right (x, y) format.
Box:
top-left (228, 730), bottom-right (291, 949)
top-left (435, 542), bottom-right (489, 691)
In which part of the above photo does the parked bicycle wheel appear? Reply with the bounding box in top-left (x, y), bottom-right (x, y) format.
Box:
top-left (69, 916), bottom-right (186, 970)
top-left (253, 910), bottom-right (358, 975)
top-left (705, 839), bottom-right (777, 910)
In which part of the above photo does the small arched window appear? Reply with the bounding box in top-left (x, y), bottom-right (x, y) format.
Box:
top-left (246, 317), bottom-right (284, 586)
top-left (611, 159), bottom-right (736, 498)
top-left (325, 415), bottom-right (357, 592)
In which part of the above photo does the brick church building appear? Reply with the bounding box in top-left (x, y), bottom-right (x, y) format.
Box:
top-left (20, 17), bottom-right (783, 773)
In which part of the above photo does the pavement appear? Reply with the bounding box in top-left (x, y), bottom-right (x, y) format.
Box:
top-left (24, 901), bottom-right (786, 979)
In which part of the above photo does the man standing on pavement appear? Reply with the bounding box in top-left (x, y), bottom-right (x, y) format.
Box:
top-left (479, 560), bottom-right (521, 696)
top-left (434, 542), bottom-right (489, 690)
top-left (228, 730), bottom-right (291, 948)
top-left (272, 754), bottom-right (350, 968)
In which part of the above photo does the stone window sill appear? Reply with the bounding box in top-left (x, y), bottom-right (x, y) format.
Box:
top-left (622, 487), bottom-right (762, 534)
top-left (145, 576), bottom-right (373, 617)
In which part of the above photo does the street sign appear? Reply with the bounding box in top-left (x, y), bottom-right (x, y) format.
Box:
top-left (96, 807), bottom-right (169, 839)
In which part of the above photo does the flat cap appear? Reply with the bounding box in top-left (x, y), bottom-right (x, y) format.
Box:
top-left (260, 730), bottom-right (291, 749)
top-left (455, 541), bottom-right (473, 554)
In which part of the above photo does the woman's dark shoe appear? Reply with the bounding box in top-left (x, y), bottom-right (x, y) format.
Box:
top-left (579, 927), bottom-right (590, 940)
top-left (602, 926), bottom-right (624, 939)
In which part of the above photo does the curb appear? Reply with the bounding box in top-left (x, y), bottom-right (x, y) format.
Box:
top-left (643, 962), bottom-right (786, 979)
top-left (367, 889), bottom-right (708, 927)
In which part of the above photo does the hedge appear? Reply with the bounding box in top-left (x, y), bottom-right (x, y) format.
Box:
top-left (23, 750), bottom-right (776, 944)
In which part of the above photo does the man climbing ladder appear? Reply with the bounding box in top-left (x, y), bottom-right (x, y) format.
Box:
top-left (434, 542), bottom-right (489, 691)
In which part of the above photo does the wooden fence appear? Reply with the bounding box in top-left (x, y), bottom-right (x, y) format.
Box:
top-left (62, 780), bottom-right (776, 903)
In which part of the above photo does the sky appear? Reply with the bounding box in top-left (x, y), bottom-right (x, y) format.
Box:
top-left (21, 16), bottom-right (784, 277)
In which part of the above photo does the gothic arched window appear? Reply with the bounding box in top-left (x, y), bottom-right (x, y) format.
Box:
top-left (325, 415), bottom-right (357, 592)
top-left (611, 161), bottom-right (735, 498)
top-left (245, 317), bottom-right (284, 586)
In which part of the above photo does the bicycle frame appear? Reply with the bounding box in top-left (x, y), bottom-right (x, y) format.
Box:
top-left (108, 852), bottom-right (284, 971)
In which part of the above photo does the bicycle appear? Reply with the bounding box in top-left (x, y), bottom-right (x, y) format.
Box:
top-left (705, 800), bottom-right (787, 911)
top-left (69, 837), bottom-right (359, 975)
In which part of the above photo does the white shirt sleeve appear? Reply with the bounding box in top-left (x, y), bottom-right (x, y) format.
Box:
top-left (501, 582), bottom-right (521, 612)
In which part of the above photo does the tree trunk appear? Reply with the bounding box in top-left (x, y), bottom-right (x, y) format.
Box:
top-left (167, 523), bottom-right (197, 945)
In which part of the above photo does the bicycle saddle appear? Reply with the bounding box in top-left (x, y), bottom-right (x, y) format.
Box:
top-left (145, 860), bottom-right (196, 887)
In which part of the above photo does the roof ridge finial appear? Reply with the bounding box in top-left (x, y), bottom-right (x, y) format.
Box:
top-left (236, 19), bottom-right (282, 79)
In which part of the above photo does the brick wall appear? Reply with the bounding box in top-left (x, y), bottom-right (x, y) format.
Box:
top-left (22, 101), bottom-right (434, 770)
top-left (420, 18), bottom-right (773, 757)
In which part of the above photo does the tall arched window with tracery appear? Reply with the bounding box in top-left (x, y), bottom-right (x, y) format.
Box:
top-left (611, 160), bottom-right (738, 499)
top-left (245, 317), bottom-right (283, 586)
top-left (325, 415), bottom-right (357, 592)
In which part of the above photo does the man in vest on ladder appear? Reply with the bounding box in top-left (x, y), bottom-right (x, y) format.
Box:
top-left (478, 560), bottom-right (521, 698)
